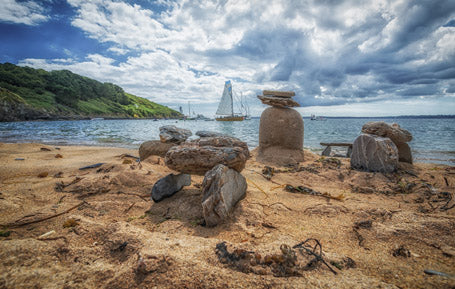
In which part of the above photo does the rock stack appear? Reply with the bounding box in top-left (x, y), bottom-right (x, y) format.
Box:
top-left (256, 90), bottom-right (304, 166)
top-left (351, 121), bottom-right (413, 173)
top-left (139, 125), bottom-right (192, 160)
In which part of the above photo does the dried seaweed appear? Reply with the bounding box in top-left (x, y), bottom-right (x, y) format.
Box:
top-left (285, 185), bottom-right (345, 201)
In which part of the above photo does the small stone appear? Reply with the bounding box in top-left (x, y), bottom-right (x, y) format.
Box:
top-left (159, 125), bottom-right (192, 144)
top-left (262, 90), bottom-right (295, 98)
top-left (195, 131), bottom-right (227, 138)
top-left (55, 154), bottom-right (63, 158)
top-left (122, 159), bottom-right (133, 164)
top-left (257, 95), bottom-right (300, 108)
top-left (350, 134), bottom-right (398, 173)
top-left (37, 172), bottom-right (48, 178)
top-left (139, 140), bottom-right (175, 160)
top-left (40, 147), bottom-right (51, 151)
top-left (151, 173), bottom-right (191, 202)
top-left (201, 164), bottom-right (247, 227)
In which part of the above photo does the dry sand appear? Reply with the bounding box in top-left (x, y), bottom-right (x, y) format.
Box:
top-left (0, 142), bottom-right (454, 288)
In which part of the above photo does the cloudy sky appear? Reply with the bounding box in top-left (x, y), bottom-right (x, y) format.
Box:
top-left (1, 0), bottom-right (454, 116)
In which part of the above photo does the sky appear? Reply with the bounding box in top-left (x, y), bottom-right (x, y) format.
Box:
top-left (0, 0), bottom-right (454, 117)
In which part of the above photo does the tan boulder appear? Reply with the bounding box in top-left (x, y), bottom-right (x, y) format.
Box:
top-left (139, 140), bottom-right (175, 160)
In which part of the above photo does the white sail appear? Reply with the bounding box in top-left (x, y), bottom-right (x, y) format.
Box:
top-left (216, 80), bottom-right (233, 115)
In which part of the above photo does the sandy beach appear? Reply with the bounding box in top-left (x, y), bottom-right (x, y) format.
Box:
top-left (0, 142), bottom-right (454, 288)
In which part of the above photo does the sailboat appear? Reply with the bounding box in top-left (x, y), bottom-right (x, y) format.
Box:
top-left (215, 80), bottom-right (245, 121)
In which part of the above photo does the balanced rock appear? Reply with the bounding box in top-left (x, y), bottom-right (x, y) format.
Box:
top-left (159, 125), bottom-right (192, 144)
top-left (151, 173), bottom-right (191, 202)
top-left (350, 134), bottom-right (398, 173)
top-left (257, 107), bottom-right (304, 166)
top-left (201, 164), bottom-right (247, 227)
top-left (139, 140), bottom-right (175, 160)
top-left (165, 145), bottom-right (248, 175)
top-left (263, 90), bottom-right (295, 98)
top-left (361, 122), bottom-right (412, 144)
top-left (196, 131), bottom-right (227, 138)
top-left (257, 95), bottom-right (300, 108)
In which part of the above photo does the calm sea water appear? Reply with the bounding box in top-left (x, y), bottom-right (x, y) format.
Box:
top-left (0, 117), bottom-right (454, 165)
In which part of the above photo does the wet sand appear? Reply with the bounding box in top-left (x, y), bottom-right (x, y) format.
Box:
top-left (0, 142), bottom-right (454, 288)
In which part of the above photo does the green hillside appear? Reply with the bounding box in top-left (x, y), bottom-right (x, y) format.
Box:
top-left (0, 63), bottom-right (182, 121)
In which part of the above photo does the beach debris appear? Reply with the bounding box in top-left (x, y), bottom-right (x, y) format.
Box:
top-left (159, 125), bottom-right (192, 144)
top-left (215, 238), bottom-right (337, 277)
top-left (53, 171), bottom-right (64, 178)
top-left (37, 172), bottom-right (48, 178)
top-left (139, 140), bottom-right (175, 160)
top-left (351, 134), bottom-right (398, 173)
top-left (285, 185), bottom-right (345, 201)
top-left (317, 157), bottom-right (342, 168)
top-left (1, 201), bottom-right (87, 228)
top-left (352, 219), bottom-right (373, 250)
top-left (256, 90), bottom-right (304, 166)
top-left (424, 269), bottom-right (455, 278)
top-left (55, 154), bottom-right (63, 158)
top-left (165, 137), bottom-right (249, 175)
top-left (362, 121), bottom-right (413, 164)
top-left (55, 177), bottom-right (83, 192)
top-left (196, 130), bottom-right (227, 138)
top-left (392, 245), bottom-right (411, 258)
top-left (261, 166), bottom-right (274, 180)
top-left (151, 173), bottom-right (191, 202)
top-left (202, 164), bottom-right (247, 227)
top-left (38, 230), bottom-right (56, 239)
top-left (63, 218), bottom-right (79, 228)
top-left (79, 163), bottom-right (105, 170)
top-left (40, 147), bottom-right (51, 151)
top-left (0, 230), bottom-right (11, 237)
top-left (320, 142), bottom-right (353, 158)
top-left (112, 241), bottom-right (128, 252)
top-left (14, 158), bottom-right (25, 161)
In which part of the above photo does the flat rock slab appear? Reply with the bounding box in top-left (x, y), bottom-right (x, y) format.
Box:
top-left (262, 90), bottom-right (295, 98)
top-left (257, 95), bottom-right (300, 107)
top-left (362, 122), bottom-right (412, 143)
top-left (351, 134), bottom-right (398, 173)
top-left (139, 140), bottom-right (175, 160)
top-left (151, 173), bottom-right (191, 202)
top-left (159, 125), bottom-right (192, 144)
top-left (165, 145), bottom-right (248, 175)
top-left (201, 164), bottom-right (247, 227)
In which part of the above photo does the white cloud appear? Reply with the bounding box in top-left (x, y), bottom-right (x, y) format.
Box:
top-left (0, 0), bottom-right (49, 25)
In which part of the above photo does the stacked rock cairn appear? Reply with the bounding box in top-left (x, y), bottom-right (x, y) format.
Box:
top-left (351, 121), bottom-right (413, 173)
top-left (140, 125), bottom-right (249, 227)
top-left (256, 90), bottom-right (304, 166)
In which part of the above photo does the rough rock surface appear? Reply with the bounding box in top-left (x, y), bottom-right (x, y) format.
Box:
top-left (187, 136), bottom-right (249, 159)
top-left (262, 90), bottom-right (295, 98)
top-left (396, 142), bottom-right (413, 164)
top-left (361, 122), bottom-right (412, 144)
top-left (139, 140), bottom-right (175, 160)
top-left (257, 107), bottom-right (304, 166)
top-left (257, 95), bottom-right (300, 108)
top-left (201, 164), bottom-right (247, 227)
top-left (159, 125), bottom-right (192, 144)
top-left (151, 173), bottom-right (191, 202)
top-left (195, 131), bottom-right (227, 138)
top-left (351, 134), bottom-right (399, 173)
top-left (165, 145), bottom-right (248, 175)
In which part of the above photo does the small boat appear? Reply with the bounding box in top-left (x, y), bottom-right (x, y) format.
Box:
top-left (310, 114), bottom-right (326, 121)
top-left (91, 117), bottom-right (104, 121)
top-left (215, 81), bottom-right (244, 121)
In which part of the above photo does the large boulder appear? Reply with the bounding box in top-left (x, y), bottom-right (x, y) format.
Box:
top-left (201, 164), bottom-right (247, 227)
top-left (151, 173), bottom-right (191, 202)
top-left (187, 136), bottom-right (249, 159)
top-left (139, 140), bottom-right (175, 160)
top-left (195, 131), bottom-right (227, 138)
top-left (159, 125), bottom-right (192, 144)
top-left (165, 145), bottom-right (248, 175)
top-left (361, 122), bottom-right (412, 144)
top-left (350, 134), bottom-right (399, 173)
top-left (257, 106), bottom-right (304, 166)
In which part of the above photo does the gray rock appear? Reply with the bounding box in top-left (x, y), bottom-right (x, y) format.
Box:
top-left (139, 140), bottom-right (175, 160)
top-left (159, 125), bottom-right (192, 144)
top-left (257, 106), bottom-right (304, 166)
top-left (165, 145), bottom-right (248, 175)
top-left (350, 134), bottom-right (398, 173)
top-left (201, 164), bottom-right (247, 227)
top-left (195, 131), bottom-right (226, 138)
top-left (396, 142), bottom-right (413, 164)
top-left (151, 173), bottom-right (191, 202)
top-left (361, 122), bottom-right (412, 143)
top-left (257, 95), bottom-right (300, 108)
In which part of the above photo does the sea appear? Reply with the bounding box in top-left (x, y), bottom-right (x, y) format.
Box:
top-left (0, 117), bottom-right (454, 165)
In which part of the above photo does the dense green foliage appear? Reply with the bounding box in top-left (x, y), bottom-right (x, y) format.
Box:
top-left (0, 63), bottom-right (181, 119)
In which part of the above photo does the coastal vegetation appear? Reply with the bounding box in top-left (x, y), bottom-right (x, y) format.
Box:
top-left (0, 63), bottom-right (182, 121)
